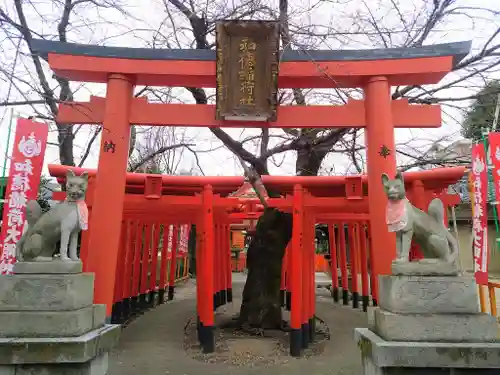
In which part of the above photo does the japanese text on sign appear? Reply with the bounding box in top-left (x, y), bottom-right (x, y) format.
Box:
top-left (238, 38), bottom-right (257, 106)
top-left (471, 143), bottom-right (489, 285)
top-left (216, 46), bottom-right (224, 107)
top-left (215, 20), bottom-right (279, 121)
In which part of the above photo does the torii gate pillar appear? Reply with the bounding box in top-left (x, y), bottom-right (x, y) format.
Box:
top-left (364, 76), bottom-right (396, 304)
top-left (86, 73), bottom-right (134, 320)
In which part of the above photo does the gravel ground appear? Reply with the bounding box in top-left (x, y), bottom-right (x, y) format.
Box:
top-left (108, 276), bottom-right (367, 375)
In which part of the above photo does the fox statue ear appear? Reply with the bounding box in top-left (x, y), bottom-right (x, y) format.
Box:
top-left (381, 173), bottom-right (390, 185)
top-left (395, 171), bottom-right (403, 182)
top-left (80, 172), bottom-right (89, 181)
top-left (66, 169), bottom-right (76, 179)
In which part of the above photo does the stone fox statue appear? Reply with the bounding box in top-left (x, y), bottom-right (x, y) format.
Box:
top-left (16, 170), bottom-right (89, 262)
top-left (381, 172), bottom-right (459, 263)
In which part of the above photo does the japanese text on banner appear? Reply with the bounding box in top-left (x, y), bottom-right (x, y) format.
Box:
top-left (471, 143), bottom-right (489, 285)
top-left (0, 119), bottom-right (48, 275)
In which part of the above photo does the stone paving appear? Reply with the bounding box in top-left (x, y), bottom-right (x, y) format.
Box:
top-left (108, 274), bottom-right (367, 375)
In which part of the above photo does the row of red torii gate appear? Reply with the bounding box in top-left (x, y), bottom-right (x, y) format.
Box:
top-left (13, 31), bottom-right (473, 356)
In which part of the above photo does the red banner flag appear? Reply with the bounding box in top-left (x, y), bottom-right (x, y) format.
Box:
top-left (166, 224), bottom-right (190, 259)
top-left (178, 224), bottom-right (190, 256)
top-left (0, 118), bottom-right (49, 274)
top-left (488, 132), bottom-right (500, 203)
top-left (471, 143), bottom-right (489, 285)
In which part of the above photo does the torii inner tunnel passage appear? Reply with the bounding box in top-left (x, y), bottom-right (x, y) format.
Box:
top-left (32, 31), bottom-right (470, 357)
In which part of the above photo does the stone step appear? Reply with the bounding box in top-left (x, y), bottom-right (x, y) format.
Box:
top-left (0, 324), bottom-right (120, 365)
top-left (0, 354), bottom-right (109, 375)
top-left (369, 307), bottom-right (499, 343)
top-left (0, 273), bottom-right (94, 311)
top-left (355, 327), bottom-right (500, 369)
top-left (0, 304), bottom-right (106, 338)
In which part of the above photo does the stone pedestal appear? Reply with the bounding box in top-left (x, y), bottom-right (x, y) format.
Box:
top-left (356, 273), bottom-right (500, 374)
top-left (0, 261), bottom-right (121, 374)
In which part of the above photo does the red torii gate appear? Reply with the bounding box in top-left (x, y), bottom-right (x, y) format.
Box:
top-left (48, 164), bottom-right (464, 355)
top-left (33, 37), bottom-right (470, 355)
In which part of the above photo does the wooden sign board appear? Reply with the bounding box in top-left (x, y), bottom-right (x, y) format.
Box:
top-left (216, 20), bottom-right (280, 122)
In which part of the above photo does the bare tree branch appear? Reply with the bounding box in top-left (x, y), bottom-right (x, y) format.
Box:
top-left (1, 0), bottom-right (498, 178)
top-left (129, 143), bottom-right (195, 172)
top-left (77, 126), bottom-right (101, 167)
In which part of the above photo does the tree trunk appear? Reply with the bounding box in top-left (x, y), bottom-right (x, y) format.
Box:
top-left (57, 124), bottom-right (75, 166)
top-left (237, 146), bottom-right (331, 330)
top-left (296, 141), bottom-right (330, 177)
top-left (238, 208), bottom-right (292, 330)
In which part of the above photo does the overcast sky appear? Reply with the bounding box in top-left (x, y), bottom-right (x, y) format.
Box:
top-left (0, 0), bottom-right (499, 180)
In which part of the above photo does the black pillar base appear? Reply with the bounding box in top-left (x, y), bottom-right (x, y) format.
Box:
top-left (111, 301), bottom-right (123, 324)
top-left (308, 318), bottom-right (315, 343)
top-left (199, 323), bottom-right (215, 354)
top-left (332, 287), bottom-right (339, 302)
top-left (148, 290), bottom-right (157, 308)
top-left (197, 315), bottom-right (202, 344)
top-left (167, 285), bottom-right (175, 301)
top-left (131, 296), bottom-right (140, 313)
top-left (352, 291), bottom-right (359, 309)
top-left (372, 298), bottom-right (378, 307)
top-left (285, 291), bottom-right (292, 311)
top-left (122, 298), bottom-right (131, 320)
top-left (289, 329), bottom-right (302, 357)
top-left (221, 290), bottom-right (227, 306)
top-left (158, 289), bottom-right (166, 305)
top-left (342, 289), bottom-right (349, 305)
top-left (362, 295), bottom-right (369, 312)
top-left (280, 289), bottom-right (285, 307)
top-left (301, 323), bottom-right (309, 349)
top-left (227, 288), bottom-right (233, 302)
top-left (213, 293), bottom-right (218, 311)
top-left (139, 293), bottom-right (148, 310)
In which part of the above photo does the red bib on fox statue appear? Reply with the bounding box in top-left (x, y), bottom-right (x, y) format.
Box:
top-left (76, 200), bottom-right (89, 231)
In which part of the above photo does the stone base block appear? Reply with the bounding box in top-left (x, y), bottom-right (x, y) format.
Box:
top-left (92, 305), bottom-right (106, 329)
top-left (0, 325), bottom-right (120, 365)
top-left (355, 328), bottom-right (500, 371)
top-left (13, 260), bottom-right (83, 274)
top-left (0, 353), bottom-right (108, 375)
top-left (0, 306), bottom-right (91, 338)
top-left (361, 355), bottom-right (499, 374)
top-left (378, 275), bottom-right (479, 314)
top-left (0, 304), bottom-right (106, 338)
top-left (0, 274), bottom-right (94, 311)
top-left (391, 259), bottom-right (459, 276)
top-left (370, 307), bottom-right (499, 342)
